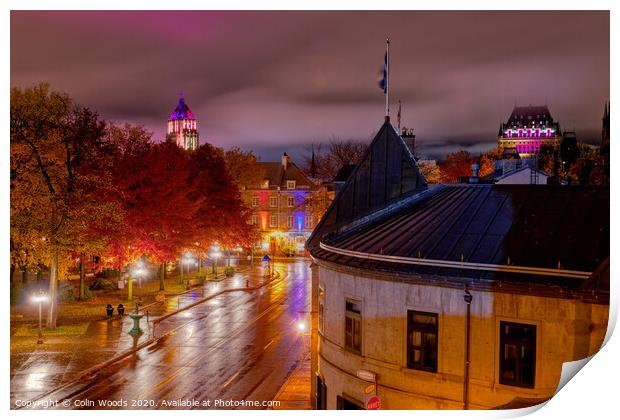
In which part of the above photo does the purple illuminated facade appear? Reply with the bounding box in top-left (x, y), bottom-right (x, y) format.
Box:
top-left (498, 105), bottom-right (562, 157)
top-left (241, 153), bottom-right (328, 255)
top-left (166, 94), bottom-right (199, 150)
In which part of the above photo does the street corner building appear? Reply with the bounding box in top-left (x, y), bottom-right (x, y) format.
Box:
top-left (240, 153), bottom-right (328, 256)
top-left (305, 117), bottom-right (609, 410)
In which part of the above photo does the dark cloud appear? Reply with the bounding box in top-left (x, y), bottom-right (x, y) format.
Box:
top-left (11, 10), bottom-right (609, 162)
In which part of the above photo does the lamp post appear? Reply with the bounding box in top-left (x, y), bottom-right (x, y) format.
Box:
top-left (181, 253), bottom-right (195, 289)
top-left (32, 290), bottom-right (49, 344)
top-left (133, 266), bottom-right (146, 303)
top-left (210, 246), bottom-right (222, 277)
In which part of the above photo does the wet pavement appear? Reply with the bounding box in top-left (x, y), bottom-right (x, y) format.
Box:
top-left (11, 260), bottom-right (312, 410)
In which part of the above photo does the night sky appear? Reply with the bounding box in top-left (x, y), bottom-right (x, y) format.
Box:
top-left (11, 10), bottom-right (609, 161)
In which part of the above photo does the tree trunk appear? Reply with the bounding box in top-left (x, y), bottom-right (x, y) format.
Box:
top-left (79, 253), bottom-right (86, 300)
top-left (159, 262), bottom-right (165, 291)
top-left (21, 269), bottom-right (28, 285)
top-left (10, 264), bottom-right (16, 287)
top-left (46, 248), bottom-right (59, 328)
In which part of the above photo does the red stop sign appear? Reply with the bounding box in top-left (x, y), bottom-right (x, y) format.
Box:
top-left (366, 395), bottom-right (381, 410)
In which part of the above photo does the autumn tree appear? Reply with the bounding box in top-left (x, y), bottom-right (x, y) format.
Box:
top-left (221, 147), bottom-right (265, 188)
top-left (190, 144), bottom-right (253, 252)
top-left (105, 133), bottom-right (204, 290)
top-left (478, 146), bottom-right (504, 178)
top-left (439, 150), bottom-right (474, 183)
top-left (417, 160), bottom-right (444, 184)
top-left (11, 84), bottom-right (115, 325)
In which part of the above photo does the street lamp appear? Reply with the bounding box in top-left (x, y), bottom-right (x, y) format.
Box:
top-left (209, 247), bottom-right (222, 277)
top-left (296, 319), bottom-right (307, 334)
top-left (32, 290), bottom-right (49, 344)
top-left (132, 266), bottom-right (146, 303)
top-left (181, 253), bottom-right (195, 289)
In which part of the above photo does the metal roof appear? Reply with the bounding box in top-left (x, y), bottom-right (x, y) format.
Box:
top-left (312, 184), bottom-right (609, 294)
top-left (307, 118), bottom-right (427, 249)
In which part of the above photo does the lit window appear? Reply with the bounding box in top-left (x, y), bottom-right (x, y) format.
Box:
top-left (345, 299), bottom-right (362, 353)
top-left (250, 214), bottom-right (258, 225)
top-left (319, 287), bottom-right (325, 334)
top-left (287, 215), bottom-right (293, 228)
top-left (407, 311), bottom-right (438, 372)
top-left (305, 214), bottom-right (313, 229)
top-left (500, 321), bottom-right (536, 388)
top-left (287, 196), bottom-right (295, 207)
top-left (262, 179), bottom-right (270, 189)
top-left (252, 196), bottom-right (259, 207)
top-left (269, 214), bottom-right (278, 228)
top-left (269, 196), bottom-right (278, 208)
top-left (287, 180), bottom-right (296, 190)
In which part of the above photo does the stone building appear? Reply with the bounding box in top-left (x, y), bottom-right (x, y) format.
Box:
top-left (306, 117), bottom-right (609, 410)
top-left (166, 94), bottom-right (199, 151)
top-left (241, 153), bottom-right (327, 255)
top-left (498, 105), bottom-right (562, 158)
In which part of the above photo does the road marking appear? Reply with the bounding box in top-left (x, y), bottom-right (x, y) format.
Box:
top-left (263, 339), bottom-right (275, 350)
top-left (222, 371), bottom-right (240, 389)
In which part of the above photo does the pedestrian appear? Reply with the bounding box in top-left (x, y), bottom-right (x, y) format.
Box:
top-left (106, 304), bottom-right (114, 319)
top-left (117, 303), bottom-right (125, 317)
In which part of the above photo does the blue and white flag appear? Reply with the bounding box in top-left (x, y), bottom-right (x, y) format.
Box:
top-left (378, 52), bottom-right (388, 94)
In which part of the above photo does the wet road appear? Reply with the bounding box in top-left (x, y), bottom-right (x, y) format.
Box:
top-left (37, 260), bottom-right (312, 410)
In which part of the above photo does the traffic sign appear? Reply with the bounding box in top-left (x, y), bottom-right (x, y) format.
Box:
top-left (366, 395), bottom-right (381, 410)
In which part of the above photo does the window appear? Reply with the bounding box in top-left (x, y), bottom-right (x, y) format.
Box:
top-left (251, 196), bottom-right (259, 207)
top-left (345, 299), bottom-right (362, 353)
top-left (286, 215), bottom-right (293, 228)
top-left (269, 214), bottom-right (278, 228)
top-left (407, 311), bottom-right (438, 372)
top-left (262, 179), bottom-right (270, 189)
top-left (318, 287), bottom-right (325, 334)
top-left (305, 214), bottom-right (313, 229)
top-left (287, 196), bottom-right (295, 207)
top-left (287, 180), bottom-right (296, 190)
top-left (336, 396), bottom-right (363, 410)
top-left (250, 214), bottom-right (259, 225)
top-left (269, 196), bottom-right (278, 208)
top-left (317, 377), bottom-right (327, 410)
top-left (500, 321), bottom-right (536, 388)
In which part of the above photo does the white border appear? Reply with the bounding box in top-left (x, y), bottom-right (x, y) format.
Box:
top-left (3, 2), bottom-right (616, 420)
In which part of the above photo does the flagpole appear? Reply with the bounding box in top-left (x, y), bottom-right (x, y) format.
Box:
top-left (386, 38), bottom-right (390, 117)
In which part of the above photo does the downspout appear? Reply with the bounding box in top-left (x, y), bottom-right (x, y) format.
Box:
top-left (463, 288), bottom-right (473, 410)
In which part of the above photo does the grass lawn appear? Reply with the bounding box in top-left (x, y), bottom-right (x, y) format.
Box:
top-left (13, 322), bottom-right (89, 337)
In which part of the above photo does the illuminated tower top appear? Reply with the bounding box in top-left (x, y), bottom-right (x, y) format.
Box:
top-left (167, 93), bottom-right (199, 151)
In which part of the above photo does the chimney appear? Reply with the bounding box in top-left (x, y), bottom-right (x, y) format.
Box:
top-left (469, 163), bottom-right (480, 184)
top-left (401, 127), bottom-right (416, 157)
top-left (281, 152), bottom-right (290, 169)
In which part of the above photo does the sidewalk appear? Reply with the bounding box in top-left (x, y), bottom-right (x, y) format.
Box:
top-left (10, 267), bottom-right (266, 407)
top-left (272, 353), bottom-right (312, 410)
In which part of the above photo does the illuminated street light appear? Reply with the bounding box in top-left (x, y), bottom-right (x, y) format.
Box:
top-left (209, 247), bottom-right (222, 277)
top-left (181, 253), bottom-right (195, 289)
top-left (31, 290), bottom-right (49, 344)
top-left (296, 319), bottom-right (307, 333)
top-left (132, 265), bottom-right (147, 302)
